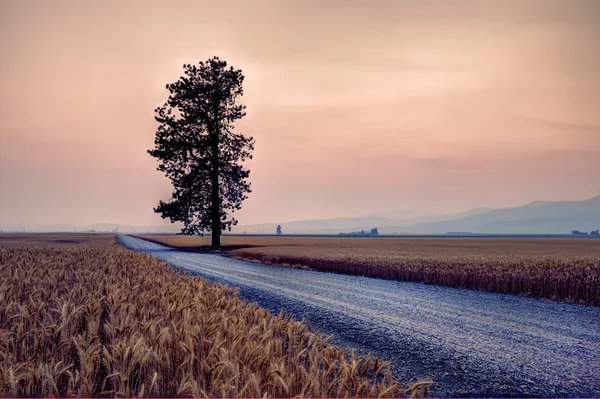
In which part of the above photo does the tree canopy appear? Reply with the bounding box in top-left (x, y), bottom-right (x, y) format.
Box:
top-left (149, 57), bottom-right (254, 248)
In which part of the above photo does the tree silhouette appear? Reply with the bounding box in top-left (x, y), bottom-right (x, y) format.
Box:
top-left (276, 225), bottom-right (282, 235)
top-left (149, 57), bottom-right (254, 249)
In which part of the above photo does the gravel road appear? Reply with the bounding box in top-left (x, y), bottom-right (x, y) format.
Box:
top-left (118, 235), bottom-right (600, 397)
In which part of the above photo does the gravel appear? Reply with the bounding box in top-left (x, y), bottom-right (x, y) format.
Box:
top-left (118, 235), bottom-right (600, 398)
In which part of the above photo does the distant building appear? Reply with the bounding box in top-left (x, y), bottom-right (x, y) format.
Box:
top-left (591, 229), bottom-right (599, 236)
top-left (571, 230), bottom-right (588, 236)
top-left (339, 228), bottom-right (379, 236)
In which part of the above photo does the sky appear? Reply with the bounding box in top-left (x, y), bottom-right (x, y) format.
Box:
top-left (1, 0), bottom-right (599, 228)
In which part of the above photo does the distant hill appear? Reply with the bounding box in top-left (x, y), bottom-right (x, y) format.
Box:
top-left (474, 213), bottom-right (600, 234)
top-left (4, 196), bottom-right (599, 235)
top-left (377, 207), bottom-right (495, 225)
top-left (389, 195), bottom-right (600, 234)
top-left (234, 195), bottom-right (600, 235)
top-left (233, 207), bottom-right (503, 234)
top-left (367, 209), bottom-right (428, 220)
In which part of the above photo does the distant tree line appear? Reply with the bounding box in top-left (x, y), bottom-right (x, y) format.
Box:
top-left (339, 228), bottom-right (379, 236)
top-left (572, 229), bottom-right (599, 236)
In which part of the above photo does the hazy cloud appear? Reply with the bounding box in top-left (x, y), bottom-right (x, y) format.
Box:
top-left (1, 0), bottom-right (599, 227)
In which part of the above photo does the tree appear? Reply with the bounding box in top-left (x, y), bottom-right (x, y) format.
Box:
top-left (276, 225), bottom-right (282, 235)
top-left (149, 57), bottom-right (255, 249)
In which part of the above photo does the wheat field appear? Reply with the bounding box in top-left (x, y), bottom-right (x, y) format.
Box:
top-left (0, 232), bottom-right (115, 247)
top-left (0, 235), bottom-right (428, 397)
top-left (135, 235), bottom-right (600, 304)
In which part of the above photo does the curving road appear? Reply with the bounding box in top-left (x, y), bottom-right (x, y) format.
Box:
top-left (118, 235), bottom-right (600, 398)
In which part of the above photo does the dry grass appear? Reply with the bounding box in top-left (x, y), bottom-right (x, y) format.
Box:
top-left (0, 241), bottom-right (427, 397)
top-left (135, 235), bottom-right (600, 304)
top-left (132, 234), bottom-right (290, 251)
top-left (0, 233), bottom-right (115, 247)
top-left (232, 238), bottom-right (600, 304)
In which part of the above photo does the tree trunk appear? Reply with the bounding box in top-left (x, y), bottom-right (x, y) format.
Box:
top-left (210, 126), bottom-right (221, 250)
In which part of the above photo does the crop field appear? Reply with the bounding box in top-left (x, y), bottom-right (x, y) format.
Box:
top-left (132, 234), bottom-right (298, 251)
top-left (135, 235), bottom-right (600, 304)
top-left (0, 234), bottom-right (424, 397)
top-left (0, 232), bottom-right (115, 247)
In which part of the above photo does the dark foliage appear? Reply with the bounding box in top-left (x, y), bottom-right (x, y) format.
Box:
top-left (149, 57), bottom-right (254, 248)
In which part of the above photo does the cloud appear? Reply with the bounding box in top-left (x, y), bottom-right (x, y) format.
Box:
top-left (2, 0), bottom-right (600, 226)
top-left (517, 116), bottom-right (600, 139)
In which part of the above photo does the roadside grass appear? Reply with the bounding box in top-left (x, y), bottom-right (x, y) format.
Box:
top-left (135, 234), bottom-right (600, 304)
top-left (0, 235), bottom-right (427, 397)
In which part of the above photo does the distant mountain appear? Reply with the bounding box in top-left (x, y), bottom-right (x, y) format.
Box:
top-left (475, 213), bottom-right (600, 234)
top-left (388, 207), bottom-right (495, 225)
top-left (522, 201), bottom-right (554, 207)
top-left (370, 207), bottom-right (494, 224)
top-left (233, 195), bottom-right (600, 235)
top-left (233, 207), bottom-right (496, 234)
top-left (368, 209), bottom-right (427, 220)
top-left (395, 195), bottom-right (600, 234)
top-left (4, 196), bottom-right (599, 235)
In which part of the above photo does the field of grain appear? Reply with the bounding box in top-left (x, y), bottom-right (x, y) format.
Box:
top-left (132, 234), bottom-right (297, 251)
top-left (0, 235), bottom-right (425, 397)
top-left (0, 232), bottom-right (115, 247)
top-left (135, 235), bottom-right (600, 304)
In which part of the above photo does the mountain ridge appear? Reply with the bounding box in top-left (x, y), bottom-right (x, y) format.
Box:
top-left (233, 195), bottom-right (600, 234)
top-left (2, 195), bottom-right (599, 235)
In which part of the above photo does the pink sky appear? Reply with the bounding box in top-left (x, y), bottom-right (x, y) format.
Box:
top-left (1, 0), bottom-right (599, 228)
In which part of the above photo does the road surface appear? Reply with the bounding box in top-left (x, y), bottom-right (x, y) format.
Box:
top-left (118, 235), bottom-right (600, 397)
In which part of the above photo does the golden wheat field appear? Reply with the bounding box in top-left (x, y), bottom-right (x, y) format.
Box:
top-left (0, 232), bottom-right (116, 247)
top-left (135, 235), bottom-right (600, 304)
top-left (0, 234), bottom-right (427, 397)
top-left (132, 234), bottom-right (296, 251)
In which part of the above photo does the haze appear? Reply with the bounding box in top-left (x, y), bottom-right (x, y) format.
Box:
top-left (1, 0), bottom-right (599, 229)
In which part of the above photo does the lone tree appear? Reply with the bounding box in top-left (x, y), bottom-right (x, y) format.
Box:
top-left (276, 225), bottom-right (282, 235)
top-left (149, 57), bottom-right (254, 249)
